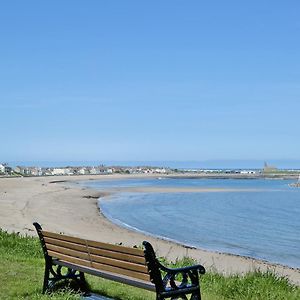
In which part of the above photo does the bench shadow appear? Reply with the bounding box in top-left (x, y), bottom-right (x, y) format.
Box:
top-left (47, 279), bottom-right (115, 300)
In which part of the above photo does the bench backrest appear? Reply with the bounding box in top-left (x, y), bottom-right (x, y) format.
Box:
top-left (35, 225), bottom-right (151, 283)
top-left (34, 223), bottom-right (204, 298)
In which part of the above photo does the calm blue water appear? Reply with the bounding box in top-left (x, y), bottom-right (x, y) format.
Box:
top-left (78, 178), bottom-right (300, 268)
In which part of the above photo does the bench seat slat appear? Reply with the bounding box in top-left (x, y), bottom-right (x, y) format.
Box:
top-left (48, 250), bottom-right (92, 268)
top-left (47, 244), bottom-right (90, 261)
top-left (48, 251), bottom-right (151, 282)
top-left (45, 236), bottom-right (146, 265)
top-left (42, 230), bottom-right (144, 257)
top-left (89, 254), bottom-right (148, 274)
top-left (44, 237), bottom-right (88, 253)
top-left (53, 259), bottom-right (156, 292)
top-left (88, 246), bottom-right (146, 265)
top-left (86, 240), bottom-right (144, 257)
top-left (90, 260), bottom-right (150, 282)
top-left (46, 244), bottom-right (148, 274)
top-left (42, 231), bottom-right (87, 245)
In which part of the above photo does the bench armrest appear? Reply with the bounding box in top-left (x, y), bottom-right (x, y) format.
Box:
top-left (158, 260), bottom-right (205, 292)
top-left (143, 240), bottom-right (205, 297)
top-left (158, 262), bottom-right (206, 275)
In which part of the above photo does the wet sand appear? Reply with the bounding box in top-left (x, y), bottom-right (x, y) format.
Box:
top-left (0, 175), bottom-right (299, 285)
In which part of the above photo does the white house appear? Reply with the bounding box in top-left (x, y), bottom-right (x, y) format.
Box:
top-left (0, 164), bottom-right (5, 174)
top-left (240, 170), bottom-right (257, 175)
top-left (51, 168), bottom-right (66, 175)
top-left (89, 167), bottom-right (100, 175)
top-left (78, 168), bottom-right (87, 175)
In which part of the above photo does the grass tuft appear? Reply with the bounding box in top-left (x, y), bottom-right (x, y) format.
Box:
top-left (0, 229), bottom-right (42, 259)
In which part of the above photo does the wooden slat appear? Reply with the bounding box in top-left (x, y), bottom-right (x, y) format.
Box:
top-left (48, 251), bottom-right (92, 268)
top-left (88, 246), bottom-right (146, 265)
top-left (44, 237), bottom-right (88, 253)
top-left (42, 230), bottom-right (144, 257)
top-left (53, 259), bottom-right (156, 292)
top-left (44, 237), bottom-right (145, 267)
top-left (48, 251), bottom-right (150, 282)
top-left (42, 231), bottom-right (150, 282)
top-left (42, 231), bottom-right (86, 245)
top-left (86, 240), bottom-right (144, 257)
top-left (89, 253), bottom-right (148, 274)
top-left (47, 244), bottom-right (148, 274)
top-left (91, 260), bottom-right (150, 282)
top-left (47, 244), bottom-right (90, 261)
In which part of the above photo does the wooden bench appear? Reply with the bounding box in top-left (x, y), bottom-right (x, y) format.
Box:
top-left (33, 222), bottom-right (205, 300)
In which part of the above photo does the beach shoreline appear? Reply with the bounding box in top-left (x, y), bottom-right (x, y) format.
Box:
top-left (1, 174), bottom-right (299, 286)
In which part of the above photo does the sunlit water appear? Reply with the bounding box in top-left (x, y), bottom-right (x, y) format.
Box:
top-left (77, 178), bottom-right (300, 268)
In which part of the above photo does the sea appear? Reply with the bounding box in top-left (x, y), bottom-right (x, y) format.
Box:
top-left (77, 177), bottom-right (300, 268)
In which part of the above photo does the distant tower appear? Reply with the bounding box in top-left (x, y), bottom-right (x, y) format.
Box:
top-left (263, 161), bottom-right (277, 173)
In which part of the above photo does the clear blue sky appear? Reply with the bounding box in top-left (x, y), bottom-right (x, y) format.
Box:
top-left (1, 1), bottom-right (300, 165)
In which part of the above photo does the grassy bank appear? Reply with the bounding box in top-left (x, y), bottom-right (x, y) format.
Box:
top-left (0, 230), bottom-right (299, 300)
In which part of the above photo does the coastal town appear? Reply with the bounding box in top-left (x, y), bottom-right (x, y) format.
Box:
top-left (1, 162), bottom-right (299, 179)
top-left (0, 163), bottom-right (170, 177)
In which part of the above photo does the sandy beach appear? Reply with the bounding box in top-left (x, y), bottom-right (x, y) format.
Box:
top-left (0, 175), bottom-right (299, 286)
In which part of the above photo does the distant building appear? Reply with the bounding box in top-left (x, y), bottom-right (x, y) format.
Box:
top-left (78, 168), bottom-right (87, 175)
top-left (0, 164), bottom-right (5, 174)
top-left (240, 170), bottom-right (257, 175)
top-left (263, 162), bottom-right (277, 173)
top-left (14, 166), bottom-right (30, 175)
top-left (89, 167), bottom-right (100, 175)
top-left (4, 166), bottom-right (13, 175)
top-left (52, 168), bottom-right (67, 176)
top-left (27, 167), bottom-right (42, 176)
top-left (42, 168), bottom-right (53, 176)
top-left (106, 168), bottom-right (113, 174)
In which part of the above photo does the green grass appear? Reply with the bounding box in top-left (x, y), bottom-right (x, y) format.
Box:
top-left (0, 229), bottom-right (299, 299)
